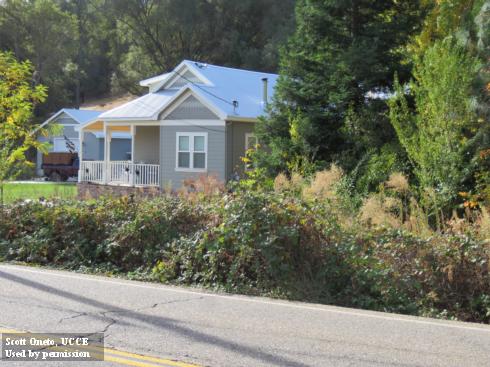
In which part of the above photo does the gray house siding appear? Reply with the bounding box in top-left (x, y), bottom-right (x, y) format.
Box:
top-left (166, 95), bottom-right (219, 120)
top-left (133, 126), bottom-right (159, 164)
top-left (97, 137), bottom-right (131, 161)
top-left (160, 125), bottom-right (226, 189)
top-left (82, 131), bottom-right (102, 161)
top-left (226, 121), bottom-right (255, 179)
top-left (110, 139), bottom-right (132, 161)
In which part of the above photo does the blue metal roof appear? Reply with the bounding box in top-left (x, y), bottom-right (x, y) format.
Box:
top-left (182, 60), bottom-right (278, 119)
top-left (61, 109), bottom-right (103, 125)
top-left (99, 61), bottom-right (278, 121)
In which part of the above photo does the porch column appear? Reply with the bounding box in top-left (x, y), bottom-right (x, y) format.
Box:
top-left (78, 129), bottom-right (84, 183)
top-left (103, 124), bottom-right (111, 184)
top-left (131, 125), bottom-right (136, 187)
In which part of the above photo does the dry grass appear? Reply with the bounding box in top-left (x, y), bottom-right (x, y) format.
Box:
top-left (359, 195), bottom-right (401, 228)
top-left (385, 172), bottom-right (410, 193)
top-left (80, 93), bottom-right (137, 111)
top-left (180, 174), bottom-right (225, 198)
top-left (302, 164), bottom-right (343, 201)
top-left (477, 207), bottom-right (490, 240)
top-left (273, 173), bottom-right (290, 193)
top-left (403, 198), bottom-right (432, 237)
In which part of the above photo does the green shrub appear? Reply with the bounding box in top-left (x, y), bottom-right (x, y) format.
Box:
top-left (153, 191), bottom-right (350, 301)
top-left (0, 191), bottom-right (489, 323)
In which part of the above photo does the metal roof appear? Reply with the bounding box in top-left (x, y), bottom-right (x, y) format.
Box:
top-left (99, 61), bottom-right (278, 121)
top-left (99, 90), bottom-right (176, 120)
top-left (60, 109), bottom-right (103, 124)
top-left (38, 108), bottom-right (103, 131)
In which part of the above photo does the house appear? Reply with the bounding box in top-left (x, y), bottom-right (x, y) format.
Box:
top-left (36, 108), bottom-right (131, 177)
top-left (78, 60), bottom-right (278, 189)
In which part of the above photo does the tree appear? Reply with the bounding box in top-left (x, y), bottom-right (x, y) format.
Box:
top-left (257, 0), bottom-right (425, 178)
top-left (389, 38), bottom-right (481, 209)
top-left (108, 0), bottom-right (295, 93)
top-left (395, 0), bottom-right (490, 211)
top-left (0, 52), bottom-right (48, 204)
top-left (0, 0), bottom-right (77, 114)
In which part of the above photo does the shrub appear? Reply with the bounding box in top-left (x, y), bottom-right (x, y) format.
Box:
top-left (1, 190), bottom-right (489, 323)
top-left (152, 191), bottom-right (350, 302)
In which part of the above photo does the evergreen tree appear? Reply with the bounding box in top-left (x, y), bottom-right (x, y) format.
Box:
top-left (257, 0), bottom-right (425, 177)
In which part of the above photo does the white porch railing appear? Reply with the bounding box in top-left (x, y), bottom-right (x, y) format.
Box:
top-left (109, 161), bottom-right (133, 186)
top-left (80, 161), bottom-right (105, 184)
top-left (132, 163), bottom-right (160, 187)
top-left (79, 161), bottom-right (160, 187)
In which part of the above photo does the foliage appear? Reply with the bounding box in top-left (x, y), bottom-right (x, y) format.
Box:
top-left (0, 51), bottom-right (48, 203)
top-left (0, 0), bottom-right (78, 113)
top-left (256, 0), bottom-right (426, 176)
top-left (0, 0), bottom-right (295, 110)
top-left (109, 0), bottom-right (295, 92)
top-left (389, 38), bottom-right (481, 210)
top-left (1, 187), bottom-right (489, 323)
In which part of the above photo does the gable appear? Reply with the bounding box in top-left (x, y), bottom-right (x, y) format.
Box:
top-left (55, 113), bottom-right (78, 125)
top-left (164, 95), bottom-right (220, 120)
top-left (167, 69), bottom-right (203, 89)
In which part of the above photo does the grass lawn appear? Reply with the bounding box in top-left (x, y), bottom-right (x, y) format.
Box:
top-left (2, 182), bottom-right (77, 204)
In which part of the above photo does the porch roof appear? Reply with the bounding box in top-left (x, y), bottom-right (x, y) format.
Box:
top-left (98, 90), bottom-right (176, 120)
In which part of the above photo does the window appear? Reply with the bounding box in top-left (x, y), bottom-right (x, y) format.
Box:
top-left (245, 133), bottom-right (258, 151)
top-left (176, 133), bottom-right (207, 171)
top-left (244, 133), bottom-right (258, 171)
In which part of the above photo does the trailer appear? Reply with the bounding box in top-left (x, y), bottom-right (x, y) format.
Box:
top-left (41, 152), bottom-right (79, 181)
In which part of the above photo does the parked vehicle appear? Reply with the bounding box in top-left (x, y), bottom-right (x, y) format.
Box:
top-left (41, 152), bottom-right (79, 181)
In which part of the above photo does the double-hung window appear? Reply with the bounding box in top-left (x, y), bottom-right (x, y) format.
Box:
top-left (176, 132), bottom-right (207, 171)
top-left (244, 133), bottom-right (258, 171)
top-left (245, 133), bottom-right (258, 151)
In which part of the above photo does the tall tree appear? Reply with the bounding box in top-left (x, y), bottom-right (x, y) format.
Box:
top-left (0, 0), bottom-right (77, 114)
top-left (0, 52), bottom-right (48, 204)
top-left (389, 39), bottom-right (481, 208)
top-left (390, 0), bottom-right (490, 210)
top-left (108, 0), bottom-right (295, 93)
top-left (257, 0), bottom-right (425, 177)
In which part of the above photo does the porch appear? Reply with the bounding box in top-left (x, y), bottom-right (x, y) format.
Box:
top-left (79, 122), bottom-right (160, 188)
top-left (79, 161), bottom-right (160, 187)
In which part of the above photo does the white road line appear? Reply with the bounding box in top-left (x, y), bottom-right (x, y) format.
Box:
top-left (1, 264), bottom-right (489, 334)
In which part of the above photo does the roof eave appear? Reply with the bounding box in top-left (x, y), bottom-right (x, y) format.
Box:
top-left (225, 115), bottom-right (259, 123)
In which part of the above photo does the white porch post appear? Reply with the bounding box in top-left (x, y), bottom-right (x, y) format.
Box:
top-left (78, 129), bottom-right (84, 183)
top-left (131, 125), bottom-right (136, 187)
top-left (103, 124), bottom-right (111, 184)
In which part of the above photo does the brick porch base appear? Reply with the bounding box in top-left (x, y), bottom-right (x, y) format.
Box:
top-left (77, 182), bottom-right (161, 200)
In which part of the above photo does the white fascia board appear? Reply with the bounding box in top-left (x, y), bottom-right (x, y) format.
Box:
top-left (35, 110), bottom-right (67, 131)
top-left (156, 86), bottom-right (227, 121)
top-left (102, 116), bottom-right (158, 122)
top-left (76, 117), bottom-right (100, 132)
top-left (225, 116), bottom-right (258, 123)
top-left (139, 72), bottom-right (171, 87)
top-left (181, 61), bottom-right (214, 86)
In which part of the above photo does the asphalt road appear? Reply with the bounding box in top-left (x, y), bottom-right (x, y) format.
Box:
top-left (0, 264), bottom-right (489, 367)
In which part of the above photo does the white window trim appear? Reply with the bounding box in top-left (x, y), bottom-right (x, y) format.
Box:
top-left (53, 137), bottom-right (79, 152)
top-left (245, 133), bottom-right (258, 151)
top-left (175, 132), bottom-right (208, 172)
top-left (244, 133), bottom-right (259, 171)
